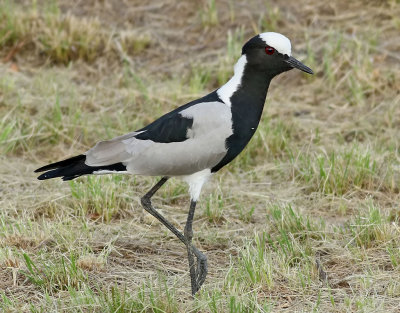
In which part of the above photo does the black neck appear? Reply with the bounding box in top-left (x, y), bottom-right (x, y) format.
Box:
top-left (230, 66), bottom-right (272, 132)
top-left (211, 65), bottom-right (272, 173)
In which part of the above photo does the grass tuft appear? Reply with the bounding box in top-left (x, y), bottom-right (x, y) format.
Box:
top-left (291, 146), bottom-right (398, 195)
top-left (0, 1), bottom-right (150, 64)
top-left (69, 176), bottom-right (133, 222)
top-left (22, 252), bottom-right (87, 293)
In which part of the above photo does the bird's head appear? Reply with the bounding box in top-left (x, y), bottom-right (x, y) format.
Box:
top-left (241, 32), bottom-right (313, 77)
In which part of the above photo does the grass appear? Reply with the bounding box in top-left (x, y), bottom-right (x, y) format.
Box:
top-left (0, 0), bottom-right (149, 64)
top-left (200, 0), bottom-right (219, 27)
top-left (291, 145), bottom-right (398, 196)
top-left (1, 0), bottom-right (400, 312)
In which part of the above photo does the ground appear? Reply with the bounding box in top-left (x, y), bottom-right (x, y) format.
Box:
top-left (0, 0), bottom-right (400, 312)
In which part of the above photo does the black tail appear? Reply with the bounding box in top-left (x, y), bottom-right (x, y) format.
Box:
top-left (35, 154), bottom-right (126, 181)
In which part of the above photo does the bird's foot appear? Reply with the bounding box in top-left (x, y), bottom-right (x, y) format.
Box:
top-left (189, 246), bottom-right (208, 295)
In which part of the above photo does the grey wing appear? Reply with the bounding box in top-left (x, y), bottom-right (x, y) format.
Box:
top-left (85, 131), bottom-right (150, 166)
top-left (85, 101), bottom-right (233, 176)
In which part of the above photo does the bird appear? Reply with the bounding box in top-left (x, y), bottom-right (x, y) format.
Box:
top-left (35, 32), bottom-right (313, 295)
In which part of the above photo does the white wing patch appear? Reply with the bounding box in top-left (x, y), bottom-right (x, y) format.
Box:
top-left (259, 32), bottom-right (291, 56)
top-left (179, 101), bottom-right (233, 139)
top-left (92, 169), bottom-right (129, 175)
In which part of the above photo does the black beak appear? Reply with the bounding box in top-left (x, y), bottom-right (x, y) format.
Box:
top-left (285, 56), bottom-right (313, 75)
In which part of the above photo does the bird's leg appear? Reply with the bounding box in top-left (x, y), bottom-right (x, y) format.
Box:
top-left (140, 177), bottom-right (207, 295)
top-left (185, 200), bottom-right (197, 295)
top-left (140, 177), bottom-right (186, 243)
top-left (184, 200), bottom-right (208, 295)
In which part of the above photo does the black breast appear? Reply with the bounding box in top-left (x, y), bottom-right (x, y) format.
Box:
top-left (211, 68), bottom-right (271, 172)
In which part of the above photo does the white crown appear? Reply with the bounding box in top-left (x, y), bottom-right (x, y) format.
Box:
top-left (259, 32), bottom-right (291, 56)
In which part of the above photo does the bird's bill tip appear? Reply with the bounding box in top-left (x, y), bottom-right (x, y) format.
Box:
top-left (286, 56), bottom-right (314, 75)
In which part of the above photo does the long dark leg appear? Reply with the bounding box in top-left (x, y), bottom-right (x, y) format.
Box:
top-left (140, 177), bottom-right (186, 243)
top-left (184, 200), bottom-right (208, 295)
top-left (140, 177), bottom-right (207, 295)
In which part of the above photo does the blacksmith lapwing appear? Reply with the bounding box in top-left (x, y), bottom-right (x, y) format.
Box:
top-left (35, 32), bottom-right (313, 295)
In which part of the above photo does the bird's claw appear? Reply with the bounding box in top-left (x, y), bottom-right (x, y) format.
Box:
top-left (195, 255), bottom-right (207, 287)
top-left (189, 247), bottom-right (208, 295)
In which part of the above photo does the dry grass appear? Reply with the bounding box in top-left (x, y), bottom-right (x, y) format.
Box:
top-left (1, 0), bottom-right (400, 312)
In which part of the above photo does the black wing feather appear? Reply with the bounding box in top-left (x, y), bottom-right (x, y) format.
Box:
top-left (135, 90), bottom-right (222, 143)
top-left (135, 114), bottom-right (193, 143)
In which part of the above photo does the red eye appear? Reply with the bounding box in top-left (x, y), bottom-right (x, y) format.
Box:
top-left (265, 46), bottom-right (275, 55)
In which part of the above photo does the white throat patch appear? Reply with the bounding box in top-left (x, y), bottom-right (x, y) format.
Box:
top-left (217, 54), bottom-right (247, 107)
top-left (259, 32), bottom-right (291, 56)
